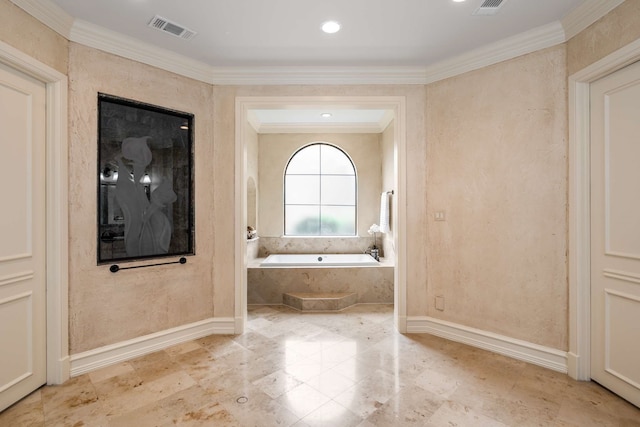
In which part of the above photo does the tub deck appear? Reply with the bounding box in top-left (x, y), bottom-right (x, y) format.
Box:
top-left (247, 255), bottom-right (394, 305)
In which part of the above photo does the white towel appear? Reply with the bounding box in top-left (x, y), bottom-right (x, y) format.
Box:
top-left (379, 192), bottom-right (390, 233)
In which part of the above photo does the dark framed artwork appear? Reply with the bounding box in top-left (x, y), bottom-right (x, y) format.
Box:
top-left (97, 94), bottom-right (194, 264)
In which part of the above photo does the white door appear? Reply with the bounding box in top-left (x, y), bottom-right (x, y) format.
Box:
top-left (0, 61), bottom-right (47, 411)
top-left (590, 59), bottom-right (640, 408)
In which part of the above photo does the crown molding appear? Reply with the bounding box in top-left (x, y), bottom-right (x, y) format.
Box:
top-left (253, 122), bottom-right (387, 134)
top-left (11, 0), bottom-right (73, 38)
top-left (562, 0), bottom-right (625, 41)
top-left (13, 0), bottom-right (624, 86)
top-left (69, 19), bottom-right (215, 84)
top-left (423, 21), bottom-right (566, 84)
top-left (210, 66), bottom-right (428, 85)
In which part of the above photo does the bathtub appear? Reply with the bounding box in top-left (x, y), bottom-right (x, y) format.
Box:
top-left (248, 253), bottom-right (393, 305)
top-left (260, 253), bottom-right (378, 267)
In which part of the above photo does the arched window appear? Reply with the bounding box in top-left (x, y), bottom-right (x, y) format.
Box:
top-left (284, 143), bottom-right (357, 236)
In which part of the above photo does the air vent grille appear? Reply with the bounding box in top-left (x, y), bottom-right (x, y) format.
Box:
top-left (473, 0), bottom-right (508, 16)
top-left (148, 15), bottom-right (197, 40)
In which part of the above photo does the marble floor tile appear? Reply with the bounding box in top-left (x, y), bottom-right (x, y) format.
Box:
top-left (252, 369), bottom-right (304, 399)
top-left (425, 400), bottom-right (508, 427)
top-left (297, 400), bottom-right (363, 427)
top-left (363, 384), bottom-right (443, 426)
top-left (305, 369), bottom-right (356, 398)
top-left (275, 383), bottom-right (332, 419)
top-left (2, 303), bottom-right (639, 427)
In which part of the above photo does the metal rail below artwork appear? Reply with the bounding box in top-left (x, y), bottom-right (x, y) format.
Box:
top-left (109, 257), bottom-right (187, 273)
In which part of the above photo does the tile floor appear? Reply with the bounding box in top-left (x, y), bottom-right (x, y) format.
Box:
top-left (1, 304), bottom-right (639, 426)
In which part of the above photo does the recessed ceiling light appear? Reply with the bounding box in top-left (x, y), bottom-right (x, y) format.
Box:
top-left (452, 0), bottom-right (466, 2)
top-left (320, 112), bottom-right (332, 118)
top-left (321, 21), bottom-right (341, 34)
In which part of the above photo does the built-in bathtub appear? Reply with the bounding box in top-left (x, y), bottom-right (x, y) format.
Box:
top-left (248, 253), bottom-right (394, 305)
top-left (260, 253), bottom-right (379, 267)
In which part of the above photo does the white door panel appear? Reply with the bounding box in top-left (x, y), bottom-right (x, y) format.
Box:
top-left (0, 61), bottom-right (46, 411)
top-left (591, 59), bottom-right (640, 408)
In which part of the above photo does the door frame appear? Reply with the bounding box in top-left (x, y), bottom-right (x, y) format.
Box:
top-left (0, 40), bottom-right (69, 385)
top-left (568, 38), bottom-right (640, 381)
top-left (234, 96), bottom-right (407, 333)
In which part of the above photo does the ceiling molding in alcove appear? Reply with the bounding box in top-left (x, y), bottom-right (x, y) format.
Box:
top-left (247, 108), bottom-right (395, 134)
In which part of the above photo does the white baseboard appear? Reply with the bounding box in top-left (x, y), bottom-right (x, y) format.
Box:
top-left (407, 316), bottom-right (568, 373)
top-left (70, 317), bottom-right (235, 377)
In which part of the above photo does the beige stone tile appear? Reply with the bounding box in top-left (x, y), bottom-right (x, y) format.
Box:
top-left (413, 367), bottom-right (463, 398)
top-left (41, 375), bottom-right (99, 421)
top-left (0, 395), bottom-right (45, 426)
top-left (164, 340), bottom-right (202, 357)
top-left (330, 356), bottom-right (380, 383)
top-left (100, 371), bottom-right (196, 417)
top-left (355, 344), bottom-right (399, 369)
top-left (449, 372), bottom-right (513, 412)
top-left (129, 350), bottom-right (185, 382)
top-left (243, 351), bottom-right (292, 383)
top-left (255, 319), bottom-right (299, 339)
top-left (285, 359), bottom-right (332, 382)
top-left (7, 305), bottom-right (640, 426)
top-left (556, 397), bottom-right (619, 427)
top-left (198, 369), bottom-right (256, 401)
top-left (275, 383), bottom-right (332, 419)
top-left (425, 400), bottom-right (508, 427)
top-left (108, 384), bottom-right (237, 427)
top-left (252, 369), bottom-right (303, 399)
top-left (307, 340), bottom-right (359, 366)
top-left (305, 369), bottom-right (356, 398)
top-left (173, 347), bottom-right (233, 382)
top-left (334, 369), bottom-right (404, 418)
top-left (298, 400), bottom-right (363, 427)
top-left (233, 330), bottom-right (287, 353)
top-left (44, 400), bottom-right (110, 427)
top-left (515, 363), bottom-right (571, 396)
top-left (87, 361), bottom-right (135, 384)
top-left (247, 316), bottom-right (276, 331)
top-left (222, 389), bottom-right (300, 427)
top-left (91, 368), bottom-right (144, 402)
top-left (364, 384), bottom-right (444, 426)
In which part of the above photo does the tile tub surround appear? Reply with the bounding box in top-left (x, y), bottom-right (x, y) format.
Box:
top-left (283, 292), bottom-right (358, 311)
top-left (2, 304), bottom-right (639, 426)
top-left (258, 237), bottom-right (386, 259)
top-left (248, 257), bottom-right (394, 305)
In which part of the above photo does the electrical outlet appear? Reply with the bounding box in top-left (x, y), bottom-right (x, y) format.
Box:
top-left (435, 295), bottom-right (445, 311)
top-left (434, 211), bottom-right (446, 221)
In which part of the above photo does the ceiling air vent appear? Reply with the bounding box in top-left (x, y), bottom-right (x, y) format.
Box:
top-left (473, 0), bottom-right (508, 16)
top-left (148, 15), bottom-right (197, 40)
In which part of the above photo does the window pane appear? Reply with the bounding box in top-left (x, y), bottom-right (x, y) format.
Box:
top-left (321, 176), bottom-right (355, 205)
top-left (286, 205), bottom-right (320, 235)
top-left (286, 144), bottom-right (320, 174)
top-left (320, 206), bottom-right (356, 235)
top-left (285, 175), bottom-right (319, 205)
top-left (321, 145), bottom-right (354, 175)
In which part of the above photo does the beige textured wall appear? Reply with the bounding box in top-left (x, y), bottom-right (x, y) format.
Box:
top-left (567, 0), bottom-right (640, 76)
top-left (68, 43), bottom-right (216, 353)
top-left (258, 133), bottom-right (381, 238)
top-left (0, 0), bottom-right (68, 74)
top-left (426, 45), bottom-right (568, 350)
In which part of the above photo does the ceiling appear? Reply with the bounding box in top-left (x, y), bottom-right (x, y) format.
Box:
top-left (48, 0), bottom-right (586, 68)
top-left (33, 0), bottom-right (596, 129)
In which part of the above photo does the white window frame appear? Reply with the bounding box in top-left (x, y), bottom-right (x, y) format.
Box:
top-left (283, 142), bottom-right (357, 236)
